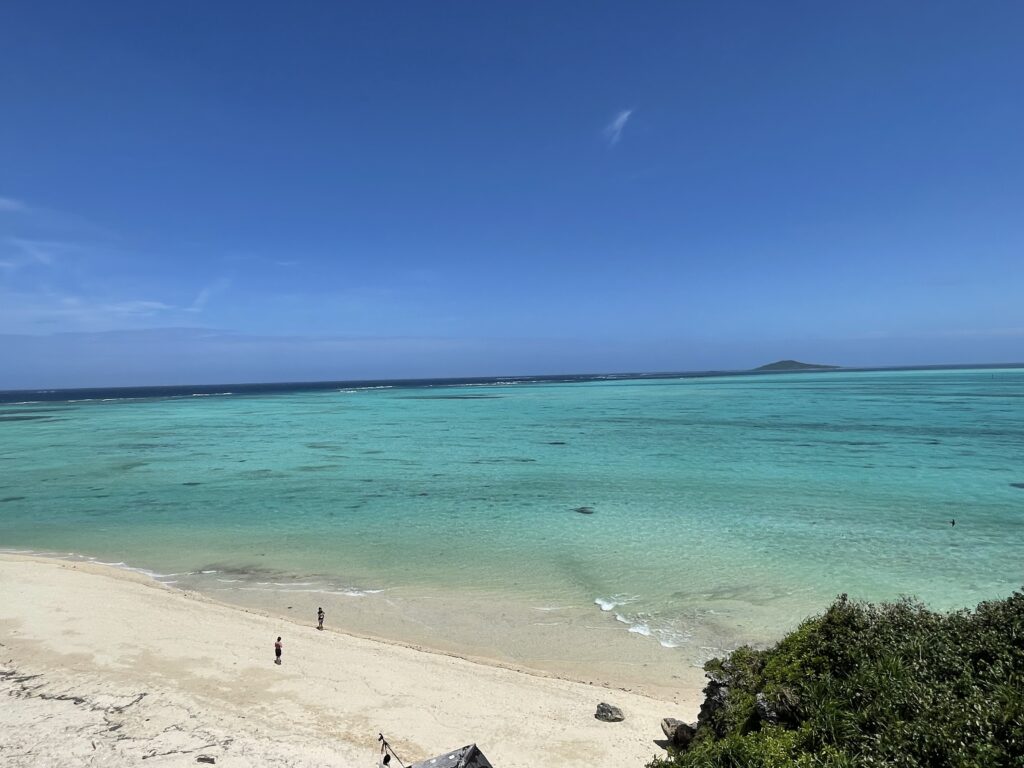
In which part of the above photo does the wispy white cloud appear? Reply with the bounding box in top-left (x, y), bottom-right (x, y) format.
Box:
top-left (0, 196), bottom-right (117, 242)
top-left (603, 109), bottom-right (634, 147)
top-left (0, 288), bottom-right (193, 333)
top-left (101, 300), bottom-right (175, 316)
top-left (222, 252), bottom-right (300, 269)
top-left (0, 234), bottom-right (231, 330)
top-left (6, 237), bottom-right (69, 265)
top-left (942, 326), bottom-right (1024, 339)
top-left (187, 278), bottom-right (231, 313)
top-left (0, 196), bottom-right (27, 212)
top-left (0, 200), bottom-right (221, 334)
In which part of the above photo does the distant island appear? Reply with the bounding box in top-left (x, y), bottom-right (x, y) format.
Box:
top-left (754, 359), bottom-right (840, 372)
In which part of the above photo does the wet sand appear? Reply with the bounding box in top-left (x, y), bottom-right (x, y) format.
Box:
top-left (0, 554), bottom-right (702, 767)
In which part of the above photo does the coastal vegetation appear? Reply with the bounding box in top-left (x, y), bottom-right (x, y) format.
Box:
top-left (650, 592), bottom-right (1024, 768)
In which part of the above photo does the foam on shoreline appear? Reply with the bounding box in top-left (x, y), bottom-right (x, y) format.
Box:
top-left (0, 552), bottom-right (701, 768)
top-left (4, 547), bottom-right (715, 662)
top-left (0, 547), bottom-right (719, 698)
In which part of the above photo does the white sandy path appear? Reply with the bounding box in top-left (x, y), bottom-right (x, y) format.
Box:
top-left (0, 555), bottom-right (699, 767)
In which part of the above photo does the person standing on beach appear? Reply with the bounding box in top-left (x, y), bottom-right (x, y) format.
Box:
top-left (274, 636), bottom-right (282, 665)
top-left (317, 606), bottom-right (325, 630)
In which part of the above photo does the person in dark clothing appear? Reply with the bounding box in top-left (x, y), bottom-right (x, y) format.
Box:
top-left (317, 606), bottom-right (325, 630)
top-left (274, 636), bottom-right (282, 665)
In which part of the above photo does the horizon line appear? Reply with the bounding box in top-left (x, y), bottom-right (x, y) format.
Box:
top-left (2, 361), bottom-right (1023, 398)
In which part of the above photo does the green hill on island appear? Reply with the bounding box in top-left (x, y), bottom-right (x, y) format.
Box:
top-left (755, 360), bottom-right (840, 372)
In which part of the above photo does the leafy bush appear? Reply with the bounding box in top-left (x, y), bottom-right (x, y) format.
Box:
top-left (650, 591), bottom-right (1024, 768)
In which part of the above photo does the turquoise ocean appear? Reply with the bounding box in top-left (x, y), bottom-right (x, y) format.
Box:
top-left (2, 367), bottom-right (1022, 692)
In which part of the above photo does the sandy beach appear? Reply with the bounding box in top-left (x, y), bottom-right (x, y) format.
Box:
top-left (0, 554), bottom-right (701, 767)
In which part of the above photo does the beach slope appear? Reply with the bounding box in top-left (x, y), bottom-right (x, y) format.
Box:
top-left (0, 555), bottom-right (694, 767)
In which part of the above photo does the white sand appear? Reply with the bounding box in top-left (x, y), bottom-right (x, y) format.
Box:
top-left (0, 554), bottom-right (701, 767)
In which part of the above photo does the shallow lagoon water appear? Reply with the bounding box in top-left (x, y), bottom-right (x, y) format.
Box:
top-left (1, 368), bottom-right (1022, 689)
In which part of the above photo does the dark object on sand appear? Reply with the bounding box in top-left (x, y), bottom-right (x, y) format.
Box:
top-left (409, 744), bottom-right (494, 768)
top-left (196, 757), bottom-right (216, 765)
top-left (380, 734), bottom-right (494, 768)
top-left (661, 717), bottom-right (697, 748)
top-left (595, 702), bottom-right (624, 722)
top-left (574, 506), bottom-right (595, 515)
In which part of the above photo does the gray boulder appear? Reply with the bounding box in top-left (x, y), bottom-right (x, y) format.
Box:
top-left (755, 692), bottom-right (778, 723)
top-left (755, 690), bottom-right (799, 727)
top-left (595, 702), bottom-right (624, 722)
top-left (661, 717), bottom-right (697, 748)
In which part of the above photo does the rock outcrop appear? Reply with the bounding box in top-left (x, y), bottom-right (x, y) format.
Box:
top-left (697, 670), bottom-right (732, 737)
top-left (595, 702), bottom-right (624, 722)
top-left (661, 717), bottom-right (696, 748)
top-left (755, 690), bottom-right (799, 727)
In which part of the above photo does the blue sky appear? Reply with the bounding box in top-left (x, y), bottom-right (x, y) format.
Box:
top-left (1, 1), bottom-right (1022, 387)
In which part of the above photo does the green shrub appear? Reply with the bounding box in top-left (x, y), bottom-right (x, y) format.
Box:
top-left (650, 591), bottom-right (1024, 768)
